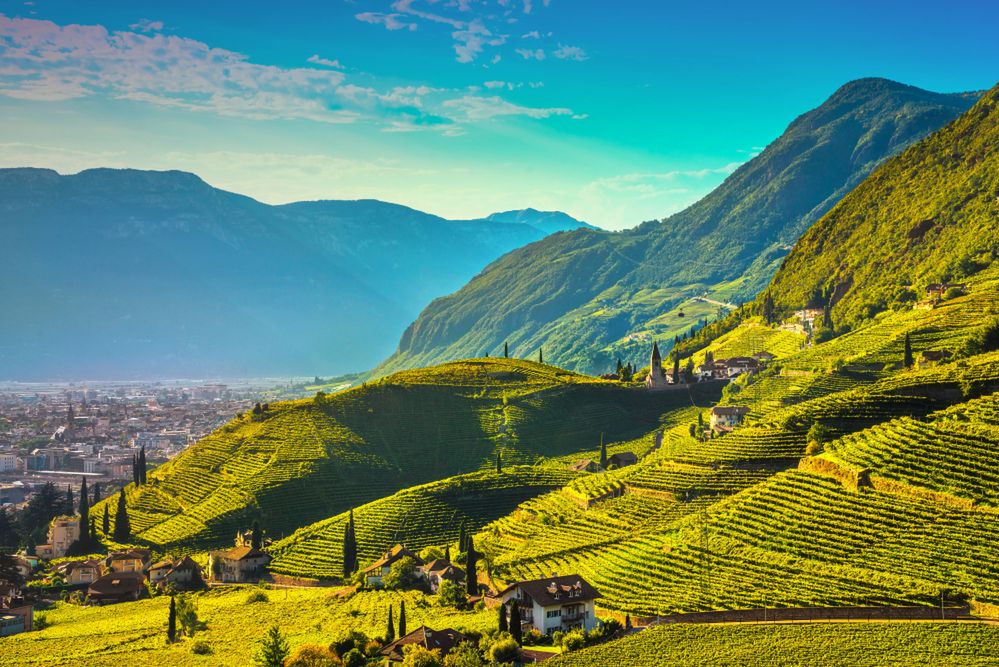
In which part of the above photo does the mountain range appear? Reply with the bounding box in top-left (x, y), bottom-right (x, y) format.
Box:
top-left (376, 78), bottom-right (980, 376)
top-left (0, 168), bottom-right (589, 380)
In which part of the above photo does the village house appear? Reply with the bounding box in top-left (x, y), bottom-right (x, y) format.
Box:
top-left (61, 559), bottom-right (102, 585)
top-left (926, 283), bottom-right (966, 298)
top-left (380, 626), bottom-right (467, 663)
top-left (104, 548), bottom-right (152, 574)
top-left (148, 556), bottom-right (204, 591)
top-left (423, 559), bottom-right (465, 593)
top-left (794, 308), bottom-right (825, 328)
top-left (495, 574), bottom-right (602, 635)
top-left (361, 544), bottom-right (423, 588)
top-left (0, 583), bottom-right (33, 637)
top-left (568, 459), bottom-right (600, 473)
top-left (710, 406), bottom-right (750, 431)
top-left (607, 452), bottom-right (638, 469)
top-left (208, 545), bottom-right (271, 584)
top-left (723, 357), bottom-right (761, 378)
top-left (87, 571), bottom-right (146, 605)
top-left (752, 351), bottom-right (777, 364)
top-left (35, 516), bottom-right (80, 560)
top-left (919, 349), bottom-right (953, 368)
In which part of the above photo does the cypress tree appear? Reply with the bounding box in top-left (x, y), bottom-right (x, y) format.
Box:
top-left (78, 477), bottom-right (90, 541)
top-left (625, 613), bottom-right (632, 630)
top-left (496, 452), bottom-right (502, 473)
top-left (398, 600), bottom-right (407, 637)
top-left (65, 484), bottom-right (74, 515)
top-left (139, 447), bottom-right (147, 484)
top-left (599, 433), bottom-right (607, 470)
top-left (444, 545), bottom-right (451, 562)
top-left (509, 602), bottom-right (522, 645)
top-left (904, 333), bottom-right (914, 368)
top-left (251, 520), bottom-right (262, 550)
top-left (102, 504), bottom-right (110, 535)
top-left (498, 602), bottom-right (508, 631)
top-left (503, 342), bottom-right (509, 358)
top-left (342, 509), bottom-right (357, 577)
top-left (132, 454), bottom-right (139, 486)
top-left (385, 604), bottom-right (395, 642)
top-left (673, 354), bottom-right (681, 384)
top-left (538, 348), bottom-right (543, 364)
top-left (167, 595), bottom-right (177, 642)
top-left (113, 489), bottom-right (131, 542)
top-left (92, 482), bottom-right (101, 505)
top-left (465, 538), bottom-right (477, 596)
top-left (89, 517), bottom-right (96, 544)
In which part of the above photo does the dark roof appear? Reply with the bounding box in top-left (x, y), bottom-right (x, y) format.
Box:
top-left (87, 572), bottom-right (145, 598)
top-left (216, 545), bottom-right (269, 561)
top-left (513, 574), bottom-right (601, 607)
top-left (608, 452), bottom-right (637, 465)
top-left (106, 548), bottom-right (151, 562)
top-left (362, 544), bottom-right (422, 574)
top-left (711, 406), bottom-right (750, 416)
top-left (380, 626), bottom-right (466, 662)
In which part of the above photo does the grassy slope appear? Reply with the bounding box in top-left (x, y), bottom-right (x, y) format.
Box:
top-left (766, 82), bottom-right (999, 329)
top-left (1, 587), bottom-right (493, 667)
top-left (95, 359), bottom-right (718, 553)
top-left (550, 622), bottom-right (999, 667)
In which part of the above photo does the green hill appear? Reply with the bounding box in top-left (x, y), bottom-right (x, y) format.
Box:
top-left (96, 358), bottom-right (718, 552)
top-left (378, 79), bottom-right (978, 376)
top-left (764, 82), bottom-right (999, 330)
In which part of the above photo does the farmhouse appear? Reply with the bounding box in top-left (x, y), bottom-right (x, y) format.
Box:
top-left (87, 572), bottom-right (146, 604)
top-left (495, 574), bottom-right (602, 635)
top-left (380, 626), bottom-right (467, 663)
top-left (105, 548), bottom-right (152, 574)
top-left (423, 559), bottom-right (465, 593)
top-left (710, 406), bottom-right (750, 431)
top-left (208, 545), bottom-right (271, 584)
top-left (361, 544), bottom-right (423, 587)
top-left (148, 556), bottom-right (204, 590)
top-left (607, 452), bottom-right (638, 469)
top-left (723, 357), bottom-right (760, 377)
top-left (61, 559), bottom-right (102, 585)
top-left (568, 459), bottom-right (600, 473)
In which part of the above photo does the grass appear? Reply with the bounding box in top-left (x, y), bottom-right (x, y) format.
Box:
top-left (1, 587), bottom-right (494, 667)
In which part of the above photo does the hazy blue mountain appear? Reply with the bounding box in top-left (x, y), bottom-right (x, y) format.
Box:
top-left (0, 168), bottom-right (588, 379)
top-left (378, 79), bottom-right (980, 376)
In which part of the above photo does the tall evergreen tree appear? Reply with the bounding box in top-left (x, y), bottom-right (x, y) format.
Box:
top-left (385, 605), bottom-right (395, 642)
top-left (132, 454), bottom-right (139, 486)
top-left (89, 518), bottom-right (96, 545)
top-left (503, 342), bottom-right (509, 359)
top-left (250, 520), bottom-right (262, 550)
top-left (78, 477), bottom-right (90, 538)
top-left (538, 348), bottom-right (543, 364)
top-left (498, 602), bottom-right (508, 632)
top-left (63, 484), bottom-right (74, 516)
top-left (102, 504), bottom-right (110, 536)
top-left (113, 489), bottom-right (131, 542)
top-left (139, 447), bottom-right (147, 484)
top-left (342, 509), bottom-right (357, 577)
top-left (495, 452), bottom-right (502, 473)
top-left (398, 600), bottom-right (407, 637)
top-left (465, 538), bottom-right (477, 596)
top-left (673, 354), bottom-right (681, 384)
top-left (167, 596), bottom-right (177, 642)
top-left (254, 625), bottom-right (290, 667)
top-left (599, 433), bottom-right (607, 470)
top-left (904, 332), bottom-right (914, 368)
top-left (91, 482), bottom-right (101, 505)
top-left (509, 603), bottom-right (522, 645)
top-left (444, 545), bottom-right (451, 562)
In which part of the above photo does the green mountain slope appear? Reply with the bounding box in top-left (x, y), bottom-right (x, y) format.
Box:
top-left (378, 79), bottom-right (978, 376)
top-left (765, 82), bottom-right (999, 328)
top-left (97, 359), bottom-right (719, 552)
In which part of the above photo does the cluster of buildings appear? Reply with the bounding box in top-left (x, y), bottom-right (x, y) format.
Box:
top-left (645, 341), bottom-right (775, 390)
top-left (361, 544), bottom-right (465, 592)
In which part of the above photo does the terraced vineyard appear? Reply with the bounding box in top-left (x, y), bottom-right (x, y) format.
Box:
top-left (268, 467), bottom-right (578, 580)
top-left (95, 359), bottom-right (709, 552)
top-left (551, 622), bottom-right (999, 667)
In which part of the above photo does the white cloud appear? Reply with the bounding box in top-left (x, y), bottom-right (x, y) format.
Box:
top-left (515, 48), bottom-right (545, 60)
top-left (521, 30), bottom-right (541, 39)
top-left (0, 14), bottom-right (579, 131)
top-left (355, 12), bottom-right (418, 31)
top-left (129, 19), bottom-right (163, 33)
top-left (553, 43), bottom-right (587, 61)
top-left (582, 163), bottom-right (743, 202)
top-left (307, 54), bottom-right (345, 69)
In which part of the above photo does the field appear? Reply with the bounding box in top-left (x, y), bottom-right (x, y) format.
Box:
top-left (551, 622), bottom-right (999, 666)
top-left (93, 359), bottom-right (714, 554)
top-left (1, 587), bottom-right (495, 667)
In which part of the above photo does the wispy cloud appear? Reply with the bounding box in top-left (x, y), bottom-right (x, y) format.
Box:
top-left (0, 14), bottom-right (580, 131)
top-left (553, 43), bottom-right (587, 61)
top-left (583, 163), bottom-right (743, 201)
top-left (128, 18), bottom-right (163, 33)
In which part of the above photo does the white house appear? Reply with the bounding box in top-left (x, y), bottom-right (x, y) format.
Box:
top-left (710, 406), bottom-right (750, 431)
top-left (35, 517), bottom-right (80, 560)
top-left (495, 574), bottom-right (602, 635)
top-left (360, 544), bottom-right (423, 587)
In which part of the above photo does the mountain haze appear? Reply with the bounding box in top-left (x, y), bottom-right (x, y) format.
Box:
top-left (378, 79), bottom-right (979, 376)
top-left (0, 168), bottom-right (588, 379)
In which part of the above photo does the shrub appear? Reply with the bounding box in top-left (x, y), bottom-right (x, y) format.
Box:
top-left (382, 556), bottom-right (420, 590)
top-left (342, 648), bottom-right (365, 667)
top-left (561, 630), bottom-right (586, 652)
top-left (443, 641), bottom-right (485, 667)
top-left (402, 644), bottom-right (443, 667)
top-left (191, 640), bottom-right (212, 655)
top-left (246, 590), bottom-right (269, 604)
top-left (284, 643), bottom-right (339, 667)
top-left (943, 286), bottom-right (965, 300)
top-left (489, 638), bottom-right (520, 664)
top-left (437, 580), bottom-right (467, 609)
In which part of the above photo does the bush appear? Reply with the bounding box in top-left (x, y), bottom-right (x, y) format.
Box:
top-left (402, 644), bottom-right (443, 667)
top-left (285, 644), bottom-right (339, 667)
top-left (246, 590), bottom-right (269, 604)
top-left (943, 286), bottom-right (965, 300)
top-left (331, 630), bottom-right (368, 658)
top-left (382, 556), bottom-right (421, 590)
top-left (437, 580), bottom-right (467, 609)
top-left (342, 648), bottom-right (365, 667)
top-left (191, 640), bottom-right (212, 655)
top-left (561, 630), bottom-right (586, 652)
top-left (489, 638), bottom-right (520, 664)
top-left (443, 641), bottom-right (485, 667)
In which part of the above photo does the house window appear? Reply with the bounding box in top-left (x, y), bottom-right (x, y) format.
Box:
top-left (546, 609), bottom-right (562, 618)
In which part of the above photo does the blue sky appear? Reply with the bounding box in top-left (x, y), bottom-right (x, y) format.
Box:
top-left (0, 0), bottom-right (996, 229)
